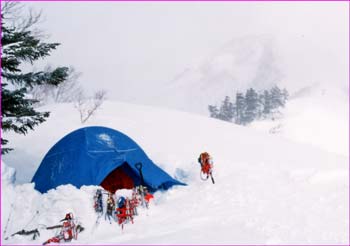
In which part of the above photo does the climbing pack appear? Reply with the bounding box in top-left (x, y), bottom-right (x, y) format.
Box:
top-left (198, 153), bottom-right (215, 184)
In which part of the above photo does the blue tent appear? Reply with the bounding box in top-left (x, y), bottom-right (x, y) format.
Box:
top-left (32, 126), bottom-right (185, 193)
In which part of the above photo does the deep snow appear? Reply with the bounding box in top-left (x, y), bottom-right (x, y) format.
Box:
top-left (1, 101), bottom-right (349, 244)
top-left (250, 83), bottom-right (349, 157)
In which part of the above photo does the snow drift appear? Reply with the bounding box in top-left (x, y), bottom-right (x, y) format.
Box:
top-left (2, 101), bottom-right (348, 244)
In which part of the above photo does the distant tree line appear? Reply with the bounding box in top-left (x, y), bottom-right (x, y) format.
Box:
top-left (208, 86), bottom-right (289, 125)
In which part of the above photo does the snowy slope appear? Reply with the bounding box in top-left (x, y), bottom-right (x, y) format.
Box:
top-left (2, 101), bottom-right (349, 244)
top-left (250, 83), bottom-right (349, 157)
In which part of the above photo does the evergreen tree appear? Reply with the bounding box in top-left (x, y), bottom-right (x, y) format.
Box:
top-left (208, 105), bottom-right (219, 119)
top-left (235, 92), bottom-right (245, 125)
top-left (257, 93), bottom-right (265, 119)
top-left (262, 90), bottom-right (272, 116)
top-left (208, 87), bottom-right (289, 125)
top-left (270, 86), bottom-right (284, 109)
top-left (244, 88), bottom-right (259, 124)
top-left (282, 88), bottom-right (289, 106)
top-left (1, 8), bottom-right (69, 154)
top-left (218, 96), bottom-right (234, 122)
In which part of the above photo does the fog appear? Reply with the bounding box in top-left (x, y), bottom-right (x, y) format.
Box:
top-left (26, 2), bottom-right (348, 102)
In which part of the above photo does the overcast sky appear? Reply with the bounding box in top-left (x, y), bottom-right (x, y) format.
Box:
top-left (26, 2), bottom-right (349, 101)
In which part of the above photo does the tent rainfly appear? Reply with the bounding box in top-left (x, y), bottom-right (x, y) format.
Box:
top-left (32, 126), bottom-right (185, 193)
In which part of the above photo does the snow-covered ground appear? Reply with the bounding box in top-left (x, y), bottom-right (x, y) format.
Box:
top-left (250, 83), bottom-right (349, 157)
top-left (2, 101), bottom-right (349, 244)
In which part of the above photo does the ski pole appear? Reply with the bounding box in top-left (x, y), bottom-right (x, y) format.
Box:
top-left (23, 210), bottom-right (40, 229)
top-left (3, 203), bottom-right (14, 238)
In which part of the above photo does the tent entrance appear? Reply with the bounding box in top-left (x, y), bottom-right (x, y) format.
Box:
top-left (100, 162), bottom-right (135, 193)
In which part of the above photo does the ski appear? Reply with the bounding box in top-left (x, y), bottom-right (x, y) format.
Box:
top-left (5, 228), bottom-right (40, 241)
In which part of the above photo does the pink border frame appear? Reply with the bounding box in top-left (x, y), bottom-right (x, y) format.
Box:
top-left (0, 1), bottom-right (349, 245)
